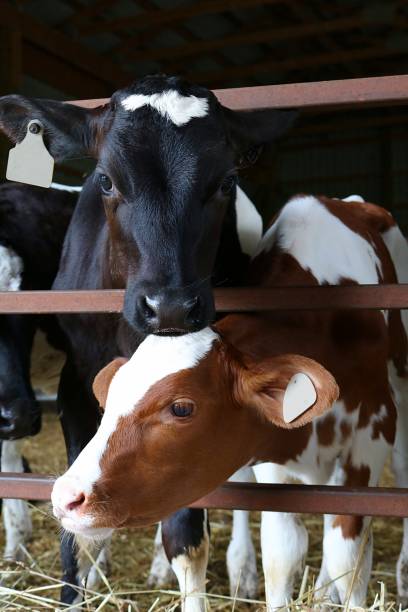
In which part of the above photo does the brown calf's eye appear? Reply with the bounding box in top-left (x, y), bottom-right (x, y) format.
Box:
top-left (170, 399), bottom-right (195, 418)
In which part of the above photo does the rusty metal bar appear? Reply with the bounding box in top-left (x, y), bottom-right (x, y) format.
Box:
top-left (70, 74), bottom-right (408, 111)
top-left (0, 473), bottom-right (407, 518)
top-left (191, 483), bottom-right (408, 517)
top-left (0, 285), bottom-right (407, 314)
top-left (0, 473), bottom-right (54, 501)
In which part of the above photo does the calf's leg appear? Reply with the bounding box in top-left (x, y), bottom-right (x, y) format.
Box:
top-left (226, 466), bottom-right (258, 599)
top-left (317, 425), bottom-right (391, 608)
top-left (389, 364), bottom-right (408, 606)
top-left (253, 462), bottom-right (308, 609)
top-left (1, 440), bottom-right (32, 561)
top-left (148, 524), bottom-right (176, 587)
top-left (149, 466), bottom-right (258, 600)
top-left (162, 508), bottom-right (209, 612)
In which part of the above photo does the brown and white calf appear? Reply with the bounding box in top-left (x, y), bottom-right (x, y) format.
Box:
top-left (52, 194), bottom-right (408, 608)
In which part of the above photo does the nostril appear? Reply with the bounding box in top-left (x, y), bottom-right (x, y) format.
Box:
top-left (141, 296), bottom-right (157, 320)
top-left (66, 491), bottom-right (85, 513)
top-left (185, 296), bottom-right (201, 324)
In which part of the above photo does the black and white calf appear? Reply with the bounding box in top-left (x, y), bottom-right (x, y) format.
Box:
top-left (0, 182), bottom-right (76, 561)
top-left (0, 75), bottom-right (296, 607)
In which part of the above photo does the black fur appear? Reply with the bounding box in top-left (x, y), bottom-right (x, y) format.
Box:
top-left (162, 508), bottom-right (210, 560)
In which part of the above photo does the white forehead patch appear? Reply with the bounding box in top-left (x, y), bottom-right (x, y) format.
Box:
top-left (106, 326), bottom-right (218, 415)
top-left (121, 90), bottom-right (209, 126)
top-left (64, 327), bottom-right (218, 493)
top-left (0, 245), bottom-right (23, 291)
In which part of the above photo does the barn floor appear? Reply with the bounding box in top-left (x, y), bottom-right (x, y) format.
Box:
top-left (0, 334), bottom-right (404, 610)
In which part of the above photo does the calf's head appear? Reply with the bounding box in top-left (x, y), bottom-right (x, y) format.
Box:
top-left (52, 328), bottom-right (338, 537)
top-left (0, 75), bottom-right (296, 334)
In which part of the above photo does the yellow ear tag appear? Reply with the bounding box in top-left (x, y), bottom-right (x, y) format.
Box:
top-left (283, 372), bottom-right (317, 423)
top-left (6, 120), bottom-right (54, 188)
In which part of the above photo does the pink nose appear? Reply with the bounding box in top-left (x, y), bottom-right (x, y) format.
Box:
top-left (52, 476), bottom-right (86, 519)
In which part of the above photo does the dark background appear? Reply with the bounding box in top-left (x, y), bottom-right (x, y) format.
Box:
top-left (1, 0), bottom-right (408, 228)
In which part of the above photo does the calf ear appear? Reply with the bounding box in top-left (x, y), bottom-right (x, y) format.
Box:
top-left (0, 95), bottom-right (109, 161)
top-left (237, 354), bottom-right (338, 429)
top-left (222, 107), bottom-right (298, 167)
top-left (93, 357), bottom-right (128, 411)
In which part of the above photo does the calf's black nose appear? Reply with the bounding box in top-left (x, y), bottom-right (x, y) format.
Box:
top-left (140, 294), bottom-right (204, 334)
top-left (0, 400), bottom-right (41, 440)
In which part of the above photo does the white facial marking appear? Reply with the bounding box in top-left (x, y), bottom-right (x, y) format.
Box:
top-left (121, 90), bottom-right (209, 126)
top-left (63, 327), bottom-right (218, 494)
top-left (283, 373), bottom-right (317, 423)
top-left (256, 195), bottom-right (381, 284)
top-left (0, 245), bottom-right (23, 291)
top-left (50, 182), bottom-right (83, 192)
top-left (234, 187), bottom-right (263, 257)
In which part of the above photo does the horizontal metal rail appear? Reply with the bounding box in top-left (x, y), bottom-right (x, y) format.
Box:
top-left (1, 473), bottom-right (407, 518)
top-left (0, 285), bottom-right (407, 313)
top-left (70, 74), bottom-right (408, 111)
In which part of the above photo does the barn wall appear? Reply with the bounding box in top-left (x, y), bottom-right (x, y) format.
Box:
top-left (242, 120), bottom-right (408, 234)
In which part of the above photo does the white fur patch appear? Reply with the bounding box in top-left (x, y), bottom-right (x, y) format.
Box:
top-left (342, 194), bottom-right (365, 203)
top-left (121, 90), bottom-right (209, 126)
top-left (256, 195), bottom-right (381, 284)
top-left (235, 187), bottom-right (263, 257)
top-left (0, 245), bottom-right (23, 291)
top-left (61, 327), bottom-right (218, 495)
top-left (283, 373), bottom-right (317, 423)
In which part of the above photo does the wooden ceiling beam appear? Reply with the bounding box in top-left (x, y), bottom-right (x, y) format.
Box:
top-left (124, 14), bottom-right (363, 63)
top-left (190, 44), bottom-right (408, 86)
top-left (62, 0), bottom-right (119, 28)
top-left (288, 1), bottom-right (359, 77)
top-left (112, 0), bottom-right (260, 86)
top-left (80, 0), bottom-right (294, 36)
top-left (24, 42), bottom-right (111, 98)
top-left (2, 2), bottom-right (130, 91)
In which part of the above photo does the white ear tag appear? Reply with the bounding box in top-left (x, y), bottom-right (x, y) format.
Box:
top-left (6, 120), bottom-right (54, 188)
top-left (283, 372), bottom-right (317, 423)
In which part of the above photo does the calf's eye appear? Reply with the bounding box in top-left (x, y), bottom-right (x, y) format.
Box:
top-left (170, 399), bottom-right (195, 418)
top-left (99, 173), bottom-right (113, 194)
top-left (220, 175), bottom-right (237, 195)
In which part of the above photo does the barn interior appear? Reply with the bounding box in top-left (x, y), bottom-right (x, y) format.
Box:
top-left (2, 0), bottom-right (408, 227)
top-left (0, 1), bottom-right (407, 609)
